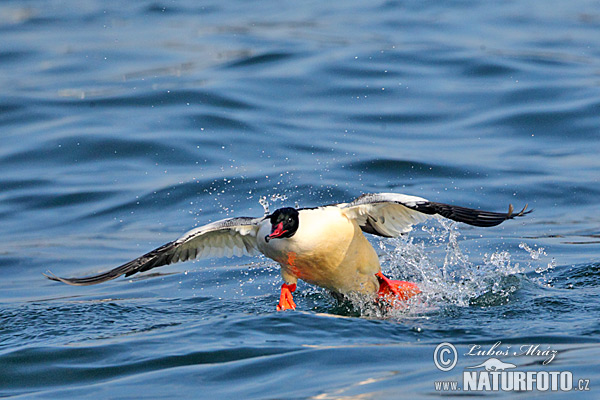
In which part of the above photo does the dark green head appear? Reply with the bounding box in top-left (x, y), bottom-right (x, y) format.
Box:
top-left (265, 207), bottom-right (299, 242)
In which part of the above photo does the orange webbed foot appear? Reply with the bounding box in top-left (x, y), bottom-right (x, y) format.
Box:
top-left (376, 272), bottom-right (420, 302)
top-left (277, 283), bottom-right (297, 311)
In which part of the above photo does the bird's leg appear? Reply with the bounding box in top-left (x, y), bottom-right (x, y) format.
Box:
top-left (277, 283), bottom-right (297, 311)
top-left (376, 272), bottom-right (420, 301)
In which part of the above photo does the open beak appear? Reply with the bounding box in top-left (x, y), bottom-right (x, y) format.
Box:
top-left (265, 222), bottom-right (288, 242)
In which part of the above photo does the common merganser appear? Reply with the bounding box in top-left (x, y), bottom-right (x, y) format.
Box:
top-left (45, 193), bottom-right (530, 310)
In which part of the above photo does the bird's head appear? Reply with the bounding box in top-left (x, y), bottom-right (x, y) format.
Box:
top-left (265, 207), bottom-right (299, 242)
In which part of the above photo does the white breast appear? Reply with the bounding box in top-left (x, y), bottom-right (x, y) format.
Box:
top-left (257, 207), bottom-right (346, 259)
top-left (257, 207), bottom-right (380, 294)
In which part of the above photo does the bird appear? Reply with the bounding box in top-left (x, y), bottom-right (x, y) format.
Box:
top-left (45, 193), bottom-right (531, 311)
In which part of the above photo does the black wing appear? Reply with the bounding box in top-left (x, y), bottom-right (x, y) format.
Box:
top-left (407, 201), bottom-right (531, 228)
top-left (45, 216), bottom-right (263, 285)
top-left (342, 193), bottom-right (531, 237)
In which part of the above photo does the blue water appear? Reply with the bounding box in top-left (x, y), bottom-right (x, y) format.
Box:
top-left (1, 0), bottom-right (600, 398)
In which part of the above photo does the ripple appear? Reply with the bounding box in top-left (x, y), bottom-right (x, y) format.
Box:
top-left (325, 64), bottom-right (401, 79)
top-left (0, 343), bottom-right (299, 397)
top-left (347, 158), bottom-right (474, 178)
top-left (49, 89), bottom-right (254, 110)
top-left (182, 112), bottom-right (256, 131)
top-left (0, 135), bottom-right (199, 167)
top-left (349, 111), bottom-right (446, 125)
top-left (461, 60), bottom-right (518, 77)
top-left (464, 96), bottom-right (600, 140)
top-left (552, 263), bottom-right (600, 289)
top-left (225, 51), bottom-right (296, 69)
top-left (0, 49), bottom-right (32, 64)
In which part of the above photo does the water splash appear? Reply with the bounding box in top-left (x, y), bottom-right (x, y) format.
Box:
top-left (258, 193), bottom-right (289, 215)
top-left (519, 242), bottom-right (556, 286)
top-left (518, 242), bottom-right (545, 260)
top-left (258, 196), bottom-right (269, 215)
top-left (342, 217), bottom-right (538, 318)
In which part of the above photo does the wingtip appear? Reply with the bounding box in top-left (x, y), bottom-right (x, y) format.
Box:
top-left (43, 270), bottom-right (82, 285)
top-left (517, 203), bottom-right (533, 216)
top-left (43, 270), bottom-right (59, 281)
top-left (509, 203), bottom-right (533, 219)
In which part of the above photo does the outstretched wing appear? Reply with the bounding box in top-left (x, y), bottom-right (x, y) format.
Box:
top-left (45, 216), bottom-right (264, 285)
top-left (341, 193), bottom-right (530, 238)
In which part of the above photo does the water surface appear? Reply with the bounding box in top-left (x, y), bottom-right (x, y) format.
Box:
top-left (1, 0), bottom-right (600, 398)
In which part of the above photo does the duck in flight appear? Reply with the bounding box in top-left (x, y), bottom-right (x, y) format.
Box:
top-left (46, 193), bottom-right (530, 310)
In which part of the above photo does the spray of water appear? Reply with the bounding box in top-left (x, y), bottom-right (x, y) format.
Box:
top-left (337, 216), bottom-right (548, 319)
top-left (259, 194), bottom-right (289, 215)
top-left (519, 242), bottom-right (556, 287)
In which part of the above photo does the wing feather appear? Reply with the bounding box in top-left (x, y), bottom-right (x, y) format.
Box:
top-left (45, 216), bottom-right (263, 286)
top-left (341, 193), bottom-right (530, 237)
